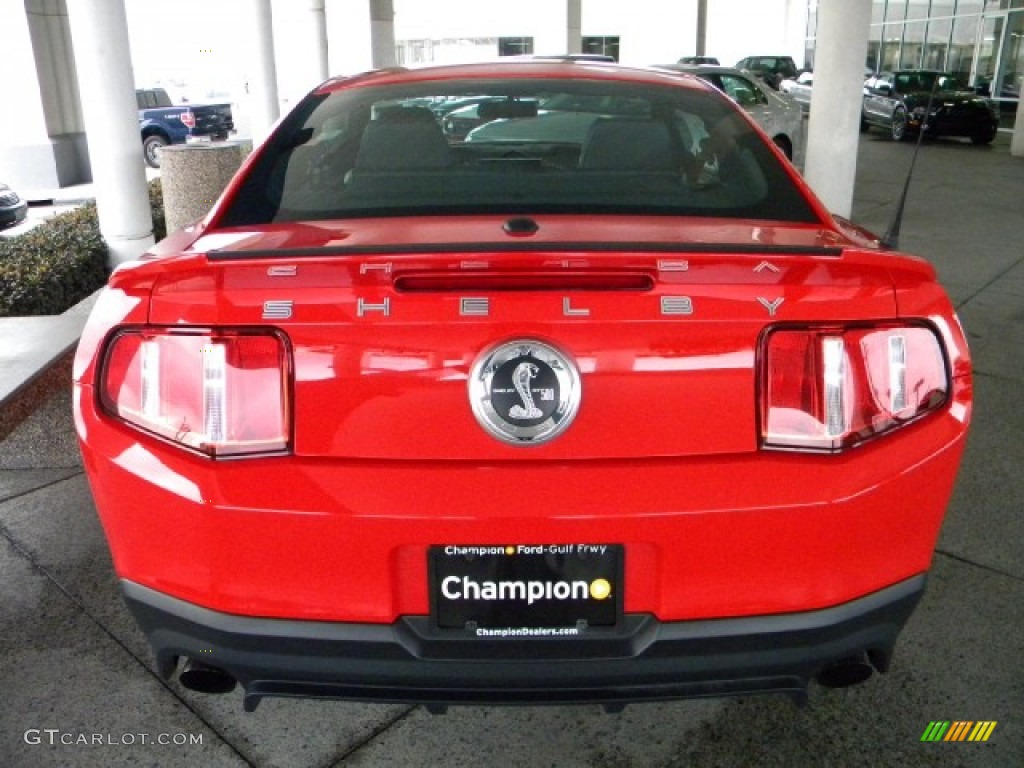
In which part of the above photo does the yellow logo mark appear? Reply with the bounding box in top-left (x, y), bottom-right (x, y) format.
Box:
top-left (965, 722), bottom-right (998, 742)
top-left (589, 579), bottom-right (611, 600)
top-left (505, 546), bottom-right (515, 556)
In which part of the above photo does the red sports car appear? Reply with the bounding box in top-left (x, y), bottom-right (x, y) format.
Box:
top-left (74, 62), bottom-right (971, 711)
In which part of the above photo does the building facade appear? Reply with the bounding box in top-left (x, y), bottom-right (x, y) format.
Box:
top-left (3, 0), bottom-right (1021, 198)
top-left (805, 0), bottom-right (1023, 129)
top-left (355, 0), bottom-right (808, 79)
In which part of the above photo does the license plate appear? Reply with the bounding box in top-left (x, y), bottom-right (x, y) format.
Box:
top-left (430, 544), bottom-right (622, 630)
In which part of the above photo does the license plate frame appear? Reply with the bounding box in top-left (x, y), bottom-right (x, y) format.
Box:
top-left (429, 544), bottom-right (623, 631)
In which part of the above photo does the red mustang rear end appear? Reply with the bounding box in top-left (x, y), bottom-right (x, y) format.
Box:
top-left (74, 62), bottom-right (971, 711)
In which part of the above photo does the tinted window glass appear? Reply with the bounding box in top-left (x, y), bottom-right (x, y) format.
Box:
top-left (218, 78), bottom-right (819, 227)
top-left (718, 74), bottom-right (767, 107)
top-left (152, 89), bottom-right (174, 107)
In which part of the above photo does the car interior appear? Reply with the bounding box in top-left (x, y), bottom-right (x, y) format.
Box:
top-left (217, 79), bottom-right (818, 228)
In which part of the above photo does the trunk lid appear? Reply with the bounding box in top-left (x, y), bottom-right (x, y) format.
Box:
top-left (148, 217), bottom-right (898, 461)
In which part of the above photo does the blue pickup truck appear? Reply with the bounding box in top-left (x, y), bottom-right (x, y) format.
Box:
top-left (136, 88), bottom-right (234, 168)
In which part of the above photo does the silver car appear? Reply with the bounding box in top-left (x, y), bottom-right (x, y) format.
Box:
top-left (662, 64), bottom-right (805, 167)
top-left (781, 68), bottom-right (876, 115)
top-left (464, 64), bottom-right (805, 171)
top-left (780, 71), bottom-right (814, 112)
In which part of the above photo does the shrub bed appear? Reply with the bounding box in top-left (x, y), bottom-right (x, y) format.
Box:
top-left (0, 203), bottom-right (108, 317)
top-left (0, 179), bottom-right (165, 317)
top-left (149, 177), bottom-right (167, 242)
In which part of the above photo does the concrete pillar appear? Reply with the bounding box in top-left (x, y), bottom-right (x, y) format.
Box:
top-left (310, 0), bottom-right (330, 81)
top-left (250, 0), bottom-right (281, 146)
top-left (369, 0), bottom-right (396, 69)
top-left (803, 0), bottom-right (872, 217)
top-left (1011, 77), bottom-right (1024, 157)
top-left (784, 0), bottom-right (809, 65)
top-left (696, 0), bottom-right (707, 57)
top-left (567, 0), bottom-right (582, 56)
top-left (0, 1), bottom-right (89, 196)
top-left (66, 0), bottom-right (153, 265)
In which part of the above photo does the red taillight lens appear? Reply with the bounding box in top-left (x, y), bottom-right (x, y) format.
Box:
top-left (761, 325), bottom-right (948, 452)
top-left (180, 110), bottom-right (196, 129)
top-left (100, 329), bottom-right (290, 457)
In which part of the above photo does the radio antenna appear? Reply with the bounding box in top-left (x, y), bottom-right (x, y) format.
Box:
top-left (881, 77), bottom-right (940, 249)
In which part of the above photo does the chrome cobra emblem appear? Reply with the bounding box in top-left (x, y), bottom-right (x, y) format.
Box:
top-left (469, 339), bottom-right (581, 445)
top-left (509, 362), bottom-right (542, 419)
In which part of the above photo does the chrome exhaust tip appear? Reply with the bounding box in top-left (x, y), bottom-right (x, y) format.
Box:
top-left (816, 657), bottom-right (874, 688)
top-left (178, 658), bottom-right (237, 694)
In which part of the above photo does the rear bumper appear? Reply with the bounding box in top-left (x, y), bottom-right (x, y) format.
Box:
top-left (76, 375), bottom-right (967, 623)
top-left (125, 574), bottom-right (925, 710)
top-left (917, 111), bottom-right (997, 137)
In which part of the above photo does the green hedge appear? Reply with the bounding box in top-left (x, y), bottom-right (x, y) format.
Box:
top-left (0, 179), bottom-right (166, 318)
top-left (149, 177), bottom-right (167, 242)
top-left (0, 203), bottom-right (108, 317)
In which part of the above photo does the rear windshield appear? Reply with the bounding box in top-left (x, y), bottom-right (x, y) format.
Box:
top-left (218, 77), bottom-right (819, 227)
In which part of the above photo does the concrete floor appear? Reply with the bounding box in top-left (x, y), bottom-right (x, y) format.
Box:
top-left (1, 132), bottom-right (1021, 767)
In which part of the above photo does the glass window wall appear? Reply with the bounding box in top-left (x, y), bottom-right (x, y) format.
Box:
top-left (883, 0), bottom-right (908, 70)
top-left (886, 0), bottom-right (908, 23)
top-left (906, 0), bottom-right (930, 21)
top-left (805, 0), bottom-right (1021, 130)
top-left (901, 20), bottom-right (928, 67)
top-left (498, 37), bottom-right (533, 57)
top-left (881, 25), bottom-right (903, 69)
top-left (949, 14), bottom-right (980, 82)
top-left (1004, 11), bottom-right (1024, 98)
top-left (924, 16), bottom-right (953, 69)
top-left (581, 36), bottom-right (620, 62)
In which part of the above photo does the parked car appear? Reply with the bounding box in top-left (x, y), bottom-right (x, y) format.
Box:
top-left (664, 63), bottom-right (804, 163)
top-left (75, 61), bottom-right (972, 711)
top-left (440, 102), bottom-right (488, 140)
top-left (735, 55), bottom-right (799, 89)
top-left (780, 70), bottom-right (814, 112)
top-left (136, 87), bottom-right (235, 168)
top-left (440, 97), bottom-right (539, 141)
top-left (0, 182), bottom-right (28, 231)
top-left (429, 95), bottom-right (498, 119)
top-left (861, 70), bottom-right (999, 144)
top-left (678, 56), bottom-right (720, 65)
top-left (531, 54), bottom-right (617, 63)
top-left (781, 67), bottom-right (878, 114)
top-left (461, 91), bottom-right (643, 145)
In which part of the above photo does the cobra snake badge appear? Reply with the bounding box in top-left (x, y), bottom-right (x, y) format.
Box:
top-left (469, 339), bottom-right (580, 445)
top-left (508, 362), bottom-right (543, 419)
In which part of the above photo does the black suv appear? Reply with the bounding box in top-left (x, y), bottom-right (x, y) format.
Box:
top-left (735, 56), bottom-right (799, 89)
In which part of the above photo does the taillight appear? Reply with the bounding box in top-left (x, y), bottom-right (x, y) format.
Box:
top-left (180, 110), bottom-right (196, 129)
top-left (100, 329), bottom-right (290, 457)
top-left (761, 325), bottom-right (948, 452)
